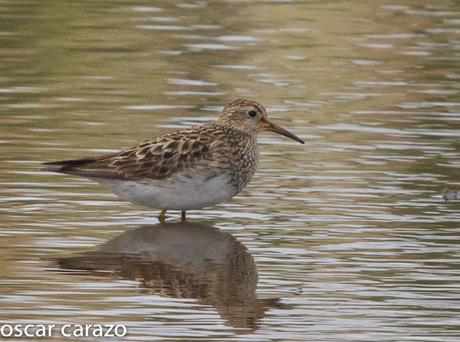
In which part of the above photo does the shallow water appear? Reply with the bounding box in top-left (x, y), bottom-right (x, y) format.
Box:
top-left (1, 0), bottom-right (460, 340)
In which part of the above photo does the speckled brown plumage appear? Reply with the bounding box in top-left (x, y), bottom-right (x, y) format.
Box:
top-left (44, 122), bottom-right (258, 195)
top-left (43, 98), bottom-right (304, 221)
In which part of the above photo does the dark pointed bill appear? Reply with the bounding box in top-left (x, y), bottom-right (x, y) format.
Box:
top-left (263, 119), bottom-right (305, 144)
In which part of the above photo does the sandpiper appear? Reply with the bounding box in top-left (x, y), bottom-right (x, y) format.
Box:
top-left (43, 99), bottom-right (304, 222)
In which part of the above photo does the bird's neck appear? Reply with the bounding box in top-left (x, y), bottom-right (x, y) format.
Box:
top-left (214, 122), bottom-right (257, 144)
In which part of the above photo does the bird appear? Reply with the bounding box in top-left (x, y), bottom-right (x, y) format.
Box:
top-left (43, 98), bottom-right (304, 223)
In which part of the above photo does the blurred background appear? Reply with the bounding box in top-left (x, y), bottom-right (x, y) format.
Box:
top-left (0, 0), bottom-right (459, 340)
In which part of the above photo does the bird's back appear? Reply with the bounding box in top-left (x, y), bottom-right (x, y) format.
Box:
top-left (42, 123), bottom-right (258, 193)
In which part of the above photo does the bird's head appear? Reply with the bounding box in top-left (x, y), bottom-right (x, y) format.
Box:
top-left (218, 98), bottom-right (304, 144)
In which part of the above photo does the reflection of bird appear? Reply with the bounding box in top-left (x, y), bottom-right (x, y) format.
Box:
top-left (43, 99), bottom-right (304, 222)
top-left (56, 222), bottom-right (280, 332)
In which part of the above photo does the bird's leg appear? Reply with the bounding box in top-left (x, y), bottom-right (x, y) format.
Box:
top-left (158, 209), bottom-right (166, 224)
top-left (181, 210), bottom-right (186, 221)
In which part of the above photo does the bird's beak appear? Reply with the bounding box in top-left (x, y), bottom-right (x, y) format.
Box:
top-left (262, 117), bottom-right (305, 144)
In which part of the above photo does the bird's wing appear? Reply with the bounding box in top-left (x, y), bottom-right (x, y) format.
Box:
top-left (42, 128), bottom-right (220, 180)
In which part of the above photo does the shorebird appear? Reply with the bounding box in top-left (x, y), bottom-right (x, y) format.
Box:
top-left (43, 99), bottom-right (304, 223)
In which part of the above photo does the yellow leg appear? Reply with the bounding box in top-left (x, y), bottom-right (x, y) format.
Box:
top-left (158, 209), bottom-right (166, 224)
top-left (181, 210), bottom-right (186, 221)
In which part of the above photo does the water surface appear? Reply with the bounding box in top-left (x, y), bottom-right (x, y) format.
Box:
top-left (1, 0), bottom-right (460, 340)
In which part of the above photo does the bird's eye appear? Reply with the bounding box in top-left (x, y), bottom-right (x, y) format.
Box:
top-left (248, 110), bottom-right (257, 117)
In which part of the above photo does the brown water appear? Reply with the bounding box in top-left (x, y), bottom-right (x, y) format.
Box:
top-left (1, 0), bottom-right (460, 340)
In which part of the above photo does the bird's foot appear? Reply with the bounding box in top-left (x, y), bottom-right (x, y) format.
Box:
top-left (181, 210), bottom-right (186, 222)
top-left (158, 209), bottom-right (167, 224)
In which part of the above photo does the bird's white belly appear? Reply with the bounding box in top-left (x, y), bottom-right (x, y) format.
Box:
top-left (91, 173), bottom-right (234, 210)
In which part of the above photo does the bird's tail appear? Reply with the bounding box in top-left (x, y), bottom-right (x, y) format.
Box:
top-left (41, 158), bottom-right (96, 173)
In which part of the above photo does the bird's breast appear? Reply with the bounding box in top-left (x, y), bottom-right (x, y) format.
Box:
top-left (228, 140), bottom-right (259, 195)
